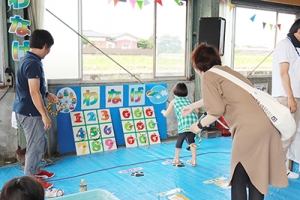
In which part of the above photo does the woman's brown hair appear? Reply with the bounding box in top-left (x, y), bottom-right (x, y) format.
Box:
top-left (191, 42), bottom-right (221, 72)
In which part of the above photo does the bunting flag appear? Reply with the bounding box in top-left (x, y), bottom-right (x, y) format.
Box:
top-left (277, 24), bottom-right (281, 31)
top-left (262, 22), bottom-right (282, 31)
top-left (222, 0), bottom-right (225, 2)
top-left (144, 0), bottom-right (150, 6)
top-left (114, 0), bottom-right (119, 6)
top-left (156, 0), bottom-right (163, 6)
top-left (108, 0), bottom-right (180, 8)
top-left (250, 14), bottom-right (256, 22)
top-left (229, 3), bottom-right (234, 11)
top-left (130, 0), bottom-right (136, 8)
top-left (137, 0), bottom-right (143, 9)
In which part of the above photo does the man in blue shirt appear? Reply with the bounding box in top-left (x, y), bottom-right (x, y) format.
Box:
top-left (12, 29), bottom-right (57, 189)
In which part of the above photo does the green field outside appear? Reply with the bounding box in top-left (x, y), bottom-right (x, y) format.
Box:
top-left (83, 52), bottom-right (273, 75)
top-left (234, 51), bottom-right (273, 71)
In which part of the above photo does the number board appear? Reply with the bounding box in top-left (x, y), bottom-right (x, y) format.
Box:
top-left (70, 109), bottom-right (117, 155)
top-left (119, 106), bottom-right (161, 148)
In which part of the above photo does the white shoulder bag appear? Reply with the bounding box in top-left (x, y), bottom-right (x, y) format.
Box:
top-left (209, 67), bottom-right (296, 141)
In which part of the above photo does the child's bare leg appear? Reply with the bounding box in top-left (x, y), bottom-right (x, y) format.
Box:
top-left (174, 148), bottom-right (181, 163)
top-left (190, 145), bottom-right (196, 163)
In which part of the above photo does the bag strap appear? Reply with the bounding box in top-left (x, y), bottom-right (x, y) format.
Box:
top-left (209, 68), bottom-right (255, 94)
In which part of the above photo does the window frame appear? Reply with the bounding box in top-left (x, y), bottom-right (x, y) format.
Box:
top-left (48, 0), bottom-right (190, 85)
top-left (231, 4), bottom-right (298, 73)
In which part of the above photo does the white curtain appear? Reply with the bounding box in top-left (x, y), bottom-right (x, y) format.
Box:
top-left (28, 0), bottom-right (45, 30)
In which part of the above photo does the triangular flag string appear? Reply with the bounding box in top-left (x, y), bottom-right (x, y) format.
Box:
top-left (108, 0), bottom-right (182, 8)
top-left (229, 3), bottom-right (234, 11)
top-left (247, 12), bottom-right (285, 31)
top-left (107, 0), bottom-right (233, 9)
top-left (261, 22), bottom-right (283, 31)
top-left (250, 14), bottom-right (256, 22)
top-left (114, 0), bottom-right (119, 6)
top-left (130, 0), bottom-right (136, 8)
top-left (155, 0), bottom-right (163, 6)
top-left (137, 0), bottom-right (143, 9)
top-left (277, 24), bottom-right (281, 31)
top-left (144, 0), bottom-right (150, 6)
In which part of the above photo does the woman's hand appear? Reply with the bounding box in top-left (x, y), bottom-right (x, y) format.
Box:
top-left (190, 122), bottom-right (201, 133)
top-left (181, 105), bottom-right (193, 116)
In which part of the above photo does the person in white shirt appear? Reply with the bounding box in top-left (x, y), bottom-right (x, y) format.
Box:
top-left (272, 18), bottom-right (300, 179)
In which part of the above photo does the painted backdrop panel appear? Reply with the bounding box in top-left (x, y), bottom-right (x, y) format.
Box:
top-left (56, 83), bottom-right (168, 154)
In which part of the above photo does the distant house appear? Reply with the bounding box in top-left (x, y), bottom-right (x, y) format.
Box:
top-left (110, 33), bottom-right (139, 49)
top-left (82, 30), bottom-right (116, 48)
top-left (83, 30), bottom-right (139, 49)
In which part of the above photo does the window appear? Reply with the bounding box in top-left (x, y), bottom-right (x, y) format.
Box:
top-left (122, 44), bottom-right (130, 49)
top-left (156, 0), bottom-right (186, 77)
top-left (43, 0), bottom-right (80, 80)
top-left (276, 13), bottom-right (296, 44)
top-left (43, 0), bottom-right (188, 81)
top-left (234, 7), bottom-right (296, 75)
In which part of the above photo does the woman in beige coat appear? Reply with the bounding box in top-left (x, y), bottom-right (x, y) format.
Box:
top-left (182, 43), bottom-right (288, 200)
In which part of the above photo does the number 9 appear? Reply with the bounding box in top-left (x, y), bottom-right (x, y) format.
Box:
top-left (105, 139), bottom-right (114, 150)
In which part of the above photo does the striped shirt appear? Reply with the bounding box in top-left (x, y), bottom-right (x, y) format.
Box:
top-left (173, 97), bottom-right (199, 133)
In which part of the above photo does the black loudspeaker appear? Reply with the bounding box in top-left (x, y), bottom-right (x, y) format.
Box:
top-left (198, 17), bottom-right (226, 56)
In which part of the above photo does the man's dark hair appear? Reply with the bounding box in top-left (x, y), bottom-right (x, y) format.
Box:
top-left (29, 29), bottom-right (54, 49)
top-left (173, 82), bottom-right (188, 97)
top-left (289, 18), bottom-right (300, 34)
top-left (0, 176), bottom-right (44, 200)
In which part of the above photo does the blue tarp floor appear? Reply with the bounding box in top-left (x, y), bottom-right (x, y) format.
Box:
top-left (0, 136), bottom-right (299, 200)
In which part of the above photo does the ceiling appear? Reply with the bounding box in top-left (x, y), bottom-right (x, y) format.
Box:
top-left (262, 0), bottom-right (300, 6)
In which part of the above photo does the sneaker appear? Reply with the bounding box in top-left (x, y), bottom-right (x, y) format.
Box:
top-left (187, 160), bottom-right (197, 166)
top-left (37, 177), bottom-right (53, 189)
top-left (35, 170), bottom-right (55, 179)
top-left (287, 171), bottom-right (299, 179)
top-left (45, 188), bottom-right (64, 198)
